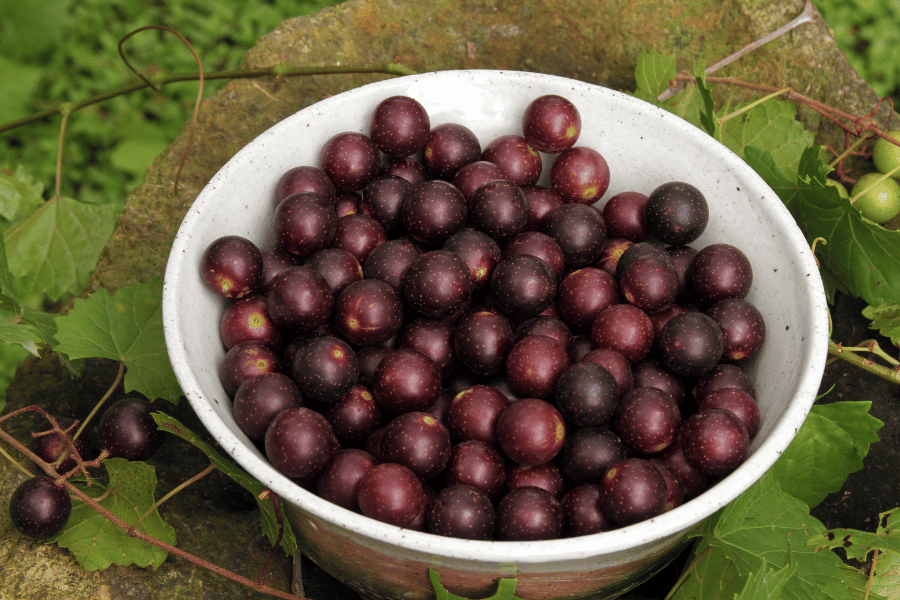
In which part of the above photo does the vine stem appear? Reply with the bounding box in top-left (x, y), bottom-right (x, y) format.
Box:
top-left (828, 339), bottom-right (900, 384)
top-left (0, 62), bottom-right (415, 136)
top-left (69, 361), bottom-right (124, 447)
top-left (129, 463), bottom-right (215, 533)
top-left (0, 408), bottom-right (308, 600)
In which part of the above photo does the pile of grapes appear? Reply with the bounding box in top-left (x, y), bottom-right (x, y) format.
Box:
top-left (200, 93), bottom-right (766, 541)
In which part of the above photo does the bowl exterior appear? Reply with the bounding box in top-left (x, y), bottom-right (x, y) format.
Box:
top-left (163, 70), bottom-right (829, 600)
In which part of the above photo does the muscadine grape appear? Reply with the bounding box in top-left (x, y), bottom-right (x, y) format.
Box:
top-left (850, 172), bottom-right (900, 224)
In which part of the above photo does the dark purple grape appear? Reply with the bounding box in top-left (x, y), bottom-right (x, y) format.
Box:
top-left (380, 412), bottom-right (451, 481)
top-left (599, 458), bottom-right (667, 526)
top-left (356, 462), bottom-right (425, 527)
top-left (442, 228), bottom-right (502, 290)
top-left (402, 180), bottom-right (468, 246)
top-left (292, 335), bottom-right (359, 404)
top-left (303, 247), bottom-right (363, 298)
top-left (693, 364), bottom-right (757, 402)
top-left (445, 385), bottom-right (510, 445)
top-left (468, 179), bottom-right (529, 241)
top-left (397, 318), bottom-right (456, 380)
top-left (233, 373), bottom-right (303, 442)
top-left (274, 165), bottom-right (336, 207)
top-left (451, 160), bottom-right (512, 204)
top-left (556, 267), bottom-right (620, 332)
top-left (332, 213), bottom-right (387, 264)
top-left (613, 387), bottom-right (681, 455)
top-left (555, 426), bottom-right (626, 484)
top-left (97, 397), bottom-right (164, 461)
top-left (645, 181), bottom-right (709, 246)
top-left (590, 304), bottom-right (654, 364)
top-left (443, 440), bottom-right (508, 500)
top-left (697, 388), bottom-right (761, 439)
top-left (602, 191), bottom-right (649, 242)
top-left (427, 484), bottom-right (495, 540)
top-left (706, 298), bottom-right (766, 362)
top-left (372, 348), bottom-right (441, 414)
top-left (521, 185), bottom-right (565, 231)
top-left (379, 156), bottom-right (427, 186)
top-left (31, 418), bottom-right (91, 475)
top-left (219, 340), bottom-right (283, 396)
top-left (363, 237), bottom-right (421, 292)
top-left (325, 385), bottom-right (382, 446)
top-left (516, 315), bottom-right (573, 356)
top-left (505, 335), bottom-right (571, 400)
top-left (422, 122), bottom-right (481, 179)
top-left (490, 254), bottom-right (556, 320)
top-left (402, 250), bottom-right (473, 320)
top-left (561, 484), bottom-right (613, 536)
top-left (9, 476), bottom-right (71, 538)
top-left (266, 266), bottom-right (334, 334)
top-left (657, 311), bottom-right (724, 377)
top-left (631, 358), bottom-right (686, 406)
top-left (316, 448), bottom-right (378, 512)
top-left (680, 408), bottom-right (750, 476)
top-left (369, 95), bottom-right (430, 158)
top-left (504, 231), bottom-right (566, 281)
top-left (688, 243), bottom-right (753, 305)
top-left (542, 203), bottom-right (607, 268)
top-left (504, 462), bottom-right (565, 500)
top-left (554, 361), bottom-right (619, 427)
top-left (220, 295), bottom-right (286, 351)
top-left (264, 407), bottom-right (338, 480)
top-left (359, 175), bottom-right (412, 237)
top-left (320, 131), bottom-right (381, 192)
top-left (495, 486), bottom-right (564, 541)
top-left (619, 256), bottom-right (679, 315)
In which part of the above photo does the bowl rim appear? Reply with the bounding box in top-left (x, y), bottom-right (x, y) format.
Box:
top-left (163, 69), bottom-right (829, 563)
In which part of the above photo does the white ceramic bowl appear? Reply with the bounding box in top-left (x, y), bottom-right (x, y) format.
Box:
top-left (162, 70), bottom-right (829, 600)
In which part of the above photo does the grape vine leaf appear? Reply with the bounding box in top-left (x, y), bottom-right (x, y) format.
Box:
top-left (811, 508), bottom-right (900, 562)
top-left (52, 458), bottom-right (176, 570)
top-left (0, 165), bottom-right (44, 224)
top-left (693, 60), bottom-right (718, 138)
top-left (718, 98), bottom-right (814, 181)
top-left (633, 51), bottom-right (676, 104)
top-left (734, 561), bottom-right (794, 600)
top-left (744, 145), bottom-right (900, 307)
top-left (429, 569), bottom-right (520, 600)
top-left (53, 276), bottom-right (182, 403)
top-left (871, 530), bottom-right (900, 600)
top-left (669, 539), bottom-right (745, 600)
top-left (2, 192), bottom-right (118, 301)
top-left (151, 411), bottom-right (298, 557)
top-left (0, 231), bottom-right (58, 351)
top-left (699, 471), bottom-right (871, 600)
top-left (766, 401), bottom-right (883, 509)
top-left (0, 308), bottom-right (42, 356)
top-left (862, 302), bottom-right (900, 346)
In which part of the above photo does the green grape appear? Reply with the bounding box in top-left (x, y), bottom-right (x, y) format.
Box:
top-left (850, 172), bottom-right (900, 224)
top-left (872, 129), bottom-right (900, 177)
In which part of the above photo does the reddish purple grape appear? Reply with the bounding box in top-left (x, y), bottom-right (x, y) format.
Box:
top-left (680, 408), bottom-right (750, 476)
top-left (380, 412), bottom-right (452, 481)
top-left (264, 407), bottom-right (338, 480)
top-left (220, 294), bottom-right (286, 351)
top-left (688, 243), bottom-right (753, 305)
top-left (332, 213), bottom-right (387, 264)
top-left (356, 462), bottom-right (425, 527)
top-left (397, 318), bottom-right (456, 380)
top-left (304, 247), bottom-right (363, 297)
top-left (521, 185), bottom-right (565, 230)
top-left (291, 335), bottom-right (359, 404)
top-left (369, 95), bottom-right (430, 158)
top-left (274, 165), bottom-right (336, 207)
top-left (561, 484), bottom-right (613, 536)
top-left (265, 266), bottom-right (334, 334)
top-left (371, 348), bottom-right (442, 414)
top-left (613, 387), bottom-right (681, 455)
top-left (325, 385), bottom-right (382, 446)
top-left (451, 160), bottom-right (512, 204)
top-left (556, 267), bottom-right (620, 332)
top-left (504, 462), bottom-right (565, 500)
top-left (697, 388), bottom-right (761, 439)
top-left (334, 278), bottom-right (404, 347)
top-left (200, 235), bottom-right (263, 299)
top-left (505, 335), bottom-right (571, 400)
top-left (445, 385), bottom-right (511, 445)
top-left (522, 94), bottom-right (581, 153)
top-left (443, 440), bottom-right (508, 501)
top-left (402, 250), bottom-right (473, 320)
top-left (504, 231), bottom-right (566, 281)
top-left (442, 228), bottom-right (502, 290)
top-left (705, 298), bottom-right (766, 362)
top-left (219, 340), bottom-right (283, 396)
top-left (495, 397), bottom-right (566, 467)
top-left (273, 192), bottom-right (337, 258)
top-left (590, 304), bottom-right (654, 364)
top-left (316, 448), bottom-right (378, 512)
top-left (550, 146), bottom-right (610, 205)
top-left (481, 134), bottom-right (543, 187)
top-left (363, 237), bottom-right (421, 292)
top-left (599, 458), bottom-right (667, 526)
top-left (602, 191), bottom-right (649, 242)
top-left (453, 309), bottom-right (515, 376)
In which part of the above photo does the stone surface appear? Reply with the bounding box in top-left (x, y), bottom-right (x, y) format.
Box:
top-left (2, 0), bottom-right (898, 599)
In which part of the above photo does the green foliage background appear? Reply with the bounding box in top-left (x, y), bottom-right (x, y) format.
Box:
top-left (813, 0), bottom-right (900, 105)
top-left (0, 0), bottom-right (343, 400)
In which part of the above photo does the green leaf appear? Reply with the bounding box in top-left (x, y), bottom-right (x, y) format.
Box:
top-left (0, 308), bottom-right (42, 356)
top-left (0, 230), bottom-right (56, 348)
top-left (811, 508), bottom-right (900, 562)
top-left (862, 302), bottom-right (900, 347)
top-left (3, 194), bottom-right (118, 301)
top-left (633, 51), bottom-right (676, 104)
top-left (746, 145), bottom-right (900, 306)
top-left (0, 165), bottom-right (45, 225)
top-left (109, 122), bottom-right (170, 176)
top-left (871, 536), bottom-right (900, 600)
top-left (703, 471), bottom-right (870, 600)
top-left (429, 569), bottom-right (521, 600)
top-left (719, 99), bottom-right (814, 181)
top-left (767, 402), bottom-right (883, 509)
top-left (669, 540), bottom-right (746, 600)
top-left (0, 58), bottom-right (43, 123)
top-left (693, 59), bottom-right (718, 138)
top-left (52, 458), bottom-right (175, 570)
top-left (734, 561), bottom-right (794, 600)
top-left (53, 277), bottom-right (182, 403)
top-left (151, 412), bottom-right (298, 557)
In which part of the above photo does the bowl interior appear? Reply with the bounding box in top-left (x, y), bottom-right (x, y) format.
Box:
top-left (162, 70), bottom-right (829, 562)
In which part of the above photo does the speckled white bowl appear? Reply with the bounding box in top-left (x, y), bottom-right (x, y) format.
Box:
top-left (162, 70), bottom-right (829, 600)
